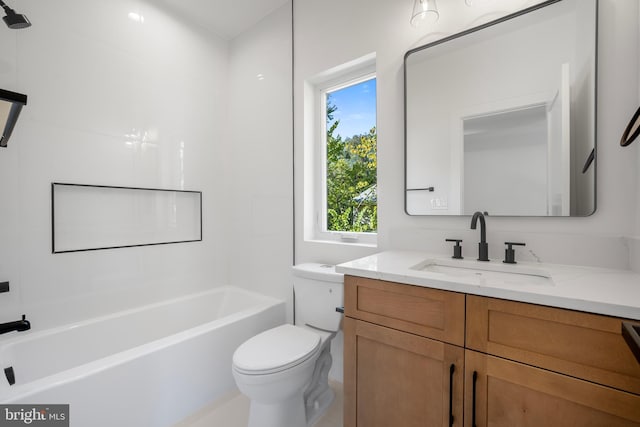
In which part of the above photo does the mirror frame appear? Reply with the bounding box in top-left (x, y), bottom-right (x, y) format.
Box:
top-left (403, 0), bottom-right (597, 217)
top-left (0, 88), bottom-right (28, 148)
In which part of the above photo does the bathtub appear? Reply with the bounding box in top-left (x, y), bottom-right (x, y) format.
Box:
top-left (0, 286), bottom-right (286, 427)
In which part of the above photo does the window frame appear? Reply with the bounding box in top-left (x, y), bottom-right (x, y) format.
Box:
top-left (314, 71), bottom-right (378, 246)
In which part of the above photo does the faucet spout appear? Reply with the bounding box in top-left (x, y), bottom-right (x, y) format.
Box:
top-left (0, 314), bottom-right (30, 335)
top-left (470, 212), bottom-right (486, 242)
top-left (470, 211), bottom-right (489, 261)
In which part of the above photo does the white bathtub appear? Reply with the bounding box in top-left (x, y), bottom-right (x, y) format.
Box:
top-left (0, 286), bottom-right (286, 427)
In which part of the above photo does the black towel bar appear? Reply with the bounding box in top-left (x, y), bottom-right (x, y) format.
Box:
top-left (620, 106), bottom-right (640, 147)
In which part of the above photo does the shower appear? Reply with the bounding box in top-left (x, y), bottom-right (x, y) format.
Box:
top-left (0, 0), bottom-right (30, 29)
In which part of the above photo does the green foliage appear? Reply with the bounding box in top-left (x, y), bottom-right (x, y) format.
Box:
top-left (326, 95), bottom-right (377, 233)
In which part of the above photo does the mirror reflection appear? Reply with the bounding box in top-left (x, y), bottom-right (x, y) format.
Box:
top-left (404, 0), bottom-right (597, 216)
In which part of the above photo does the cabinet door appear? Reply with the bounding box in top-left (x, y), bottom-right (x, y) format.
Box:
top-left (466, 295), bottom-right (640, 394)
top-left (464, 350), bottom-right (640, 427)
top-left (344, 317), bottom-right (464, 427)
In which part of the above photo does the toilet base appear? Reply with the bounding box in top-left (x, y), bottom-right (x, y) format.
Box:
top-left (236, 329), bottom-right (338, 427)
top-left (245, 382), bottom-right (334, 427)
top-left (248, 394), bottom-right (306, 427)
top-left (304, 345), bottom-right (335, 426)
top-left (306, 387), bottom-right (334, 427)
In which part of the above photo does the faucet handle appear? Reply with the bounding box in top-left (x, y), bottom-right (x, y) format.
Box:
top-left (445, 239), bottom-right (463, 259)
top-left (504, 242), bottom-right (526, 264)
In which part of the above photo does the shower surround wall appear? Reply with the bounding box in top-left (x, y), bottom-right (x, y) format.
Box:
top-left (0, 0), bottom-right (229, 329)
top-left (227, 6), bottom-right (294, 322)
top-left (294, 0), bottom-right (640, 271)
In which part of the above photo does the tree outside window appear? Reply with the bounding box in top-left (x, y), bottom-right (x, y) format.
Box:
top-left (325, 78), bottom-right (377, 233)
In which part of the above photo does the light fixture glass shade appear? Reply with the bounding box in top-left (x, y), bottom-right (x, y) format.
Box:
top-left (411, 0), bottom-right (439, 27)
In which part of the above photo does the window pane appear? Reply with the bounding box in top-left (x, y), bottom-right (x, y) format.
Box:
top-left (325, 78), bottom-right (377, 233)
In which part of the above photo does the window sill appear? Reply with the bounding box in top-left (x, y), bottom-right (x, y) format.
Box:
top-left (304, 238), bottom-right (378, 249)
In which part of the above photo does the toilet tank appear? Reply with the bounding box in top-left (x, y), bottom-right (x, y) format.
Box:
top-left (293, 263), bottom-right (344, 332)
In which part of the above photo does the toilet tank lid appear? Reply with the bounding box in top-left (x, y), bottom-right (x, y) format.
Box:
top-left (292, 263), bottom-right (344, 283)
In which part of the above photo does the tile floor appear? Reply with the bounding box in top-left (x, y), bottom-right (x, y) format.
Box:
top-left (174, 381), bottom-right (343, 427)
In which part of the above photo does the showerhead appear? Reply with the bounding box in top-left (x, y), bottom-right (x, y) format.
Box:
top-left (0, 0), bottom-right (31, 29)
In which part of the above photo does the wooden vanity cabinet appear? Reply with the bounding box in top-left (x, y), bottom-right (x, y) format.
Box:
top-left (344, 317), bottom-right (464, 427)
top-left (466, 295), bottom-right (640, 395)
top-left (344, 276), bottom-right (640, 426)
top-left (464, 295), bottom-right (640, 426)
top-left (464, 350), bottom-right (640, 427)
top-left (344, 275), bottom-right (465, 345)
top-left (344, 275), bottom-right (465, 427)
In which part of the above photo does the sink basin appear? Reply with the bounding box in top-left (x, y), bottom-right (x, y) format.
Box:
top-left (410, 258), bottom-right (554, 287)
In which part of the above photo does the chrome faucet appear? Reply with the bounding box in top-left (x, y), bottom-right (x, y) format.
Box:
top-left (470, 211), bottom-right (489, 261)
top-left (0, 314), bottom-right (30, 335)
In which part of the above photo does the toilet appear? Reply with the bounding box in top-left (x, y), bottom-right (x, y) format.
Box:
top-left (232, 263), bottom-right (344, 427)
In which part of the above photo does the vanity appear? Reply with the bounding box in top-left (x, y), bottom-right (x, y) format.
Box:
top-left (338, 0), bottom-right (640, 423)
top-left (337, 251), bottom-right (640, 427)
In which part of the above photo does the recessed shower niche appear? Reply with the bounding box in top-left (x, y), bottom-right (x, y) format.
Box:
top-left (51, 183), bottom-right (202, 253)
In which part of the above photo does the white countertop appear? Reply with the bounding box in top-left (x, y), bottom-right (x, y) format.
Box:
top-left (336, 251), bottom-right (640, 320)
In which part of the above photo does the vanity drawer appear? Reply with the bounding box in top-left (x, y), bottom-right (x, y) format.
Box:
top-left (466, 295), bottom-right (640, 395)
top-left (344, 275), bottom-right (465, 346)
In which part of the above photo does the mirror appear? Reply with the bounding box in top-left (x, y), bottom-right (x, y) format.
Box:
top-left (0, 88), bottom-right (27, 148)
top-left (404, 0), bottom-right (597, 216)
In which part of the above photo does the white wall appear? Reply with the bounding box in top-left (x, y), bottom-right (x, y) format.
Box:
top-left (294, 0), bottom-right (639, 270)
top-left (463, 126), bottom-right (548, 216)
top-left (631, 3), bottom-right (640, 272)
top-left (228, 4), bottom-right (294, 321)
top-left (0, 0), bottom-right (231, 329)
top-left (637, 3), bottom-right (640, 238)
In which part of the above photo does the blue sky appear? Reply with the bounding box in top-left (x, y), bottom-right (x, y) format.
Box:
top-left (328, 78), bottom-right (377, 139)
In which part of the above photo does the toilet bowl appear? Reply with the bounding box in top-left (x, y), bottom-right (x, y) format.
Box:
top-left (232, 264), bottom-right (344, 427)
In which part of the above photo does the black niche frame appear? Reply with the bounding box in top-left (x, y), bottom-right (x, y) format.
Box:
top-left (51, 182), bottom-right (203, 254)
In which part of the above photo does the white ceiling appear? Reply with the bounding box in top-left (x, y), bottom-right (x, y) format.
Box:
top-left (158, 0), bottom-right (290, 40)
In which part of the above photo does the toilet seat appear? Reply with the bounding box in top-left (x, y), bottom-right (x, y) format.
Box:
top-left (233, 324), bottom-right (321, 376)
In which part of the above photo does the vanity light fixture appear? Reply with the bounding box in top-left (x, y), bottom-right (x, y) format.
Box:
top-left (411, 0), bottom-right (439, 27)
top-left (0, 88), bottom-right (27, 148)
top-left (411, 0), bottom-right (487, 27)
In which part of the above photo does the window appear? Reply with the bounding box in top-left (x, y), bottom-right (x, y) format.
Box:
top-left (302, 54), bottom-right (377, 245)
top-left (319, 74), bottom-right (377, 244)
